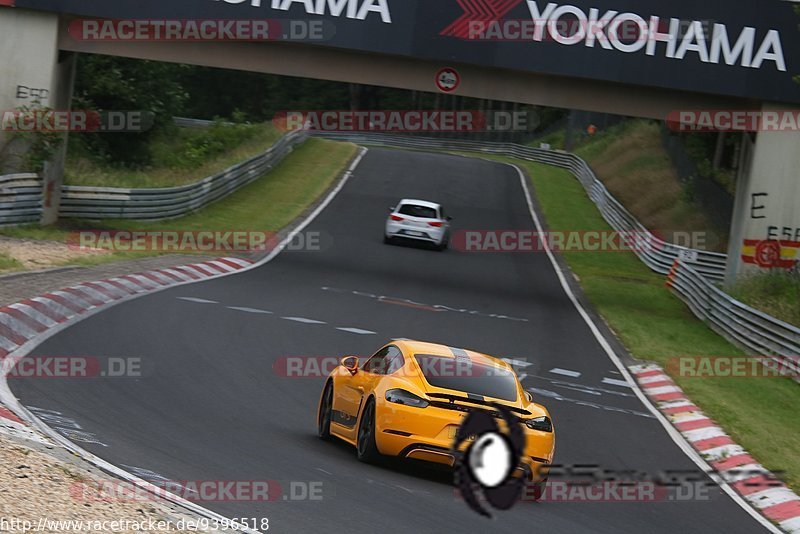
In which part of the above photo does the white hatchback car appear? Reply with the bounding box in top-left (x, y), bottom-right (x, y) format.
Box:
top-left (384, 199), bottom-right (452, 251)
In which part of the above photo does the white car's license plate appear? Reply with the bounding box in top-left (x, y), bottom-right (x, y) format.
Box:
top-left (405, 231), bottom-right (424, 237)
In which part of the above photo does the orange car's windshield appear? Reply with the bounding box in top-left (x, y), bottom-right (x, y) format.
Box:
top-left (413, 354), bottom-right (518, 402)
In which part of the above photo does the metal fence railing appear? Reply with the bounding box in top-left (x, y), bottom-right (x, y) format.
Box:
top-left (172, 117), bottom-right (218, 128)
top-left (0, 130), bottom-right (307, 224)
top-left (0, 173), bottom-right (43, 226)
top-left (58, 130), bottom-right (307, 221)
top-left (668, 260), bottom-right (800, 380)
top-left (314, 132), bottom-right (728, 282)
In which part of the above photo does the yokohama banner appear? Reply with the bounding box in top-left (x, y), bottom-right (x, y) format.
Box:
top-left (5, 0), bottom-right (800, 103)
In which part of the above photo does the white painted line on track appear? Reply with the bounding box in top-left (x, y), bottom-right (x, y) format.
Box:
top-left (336, 327), bottom-right (376, 335)
top-left (602, 377), bottom-right (633, 388)
top-left (282, 317), bottom-right (326, 324)
top-left (509, 163), bottom-right (781, 533)
top-left (549, 367), bottom-right (581, 378)
top-left (527, 387), bottom-right (653, 418)
top-left (226, 306), bottom-right (273, 314)
top-left (176, 297), bottom-right (219, 304)
top-left (502, 358), bottom-right (532, 368)
top-left (530, 375), bottom-right (635, 398)
top-left (556, 385), bottom-right (602, 396)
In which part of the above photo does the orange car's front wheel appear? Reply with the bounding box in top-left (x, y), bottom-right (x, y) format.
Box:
top-left (318, 381), bottom-right (334, 441)
top-left (357, 399), bottom-right (381, 463)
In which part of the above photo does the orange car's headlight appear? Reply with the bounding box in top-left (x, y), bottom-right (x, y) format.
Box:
top-left (385, 389), bottom-right (429, 408)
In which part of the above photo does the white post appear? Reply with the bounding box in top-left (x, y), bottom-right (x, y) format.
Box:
top-left (724, 102), bottom-right (800, 286)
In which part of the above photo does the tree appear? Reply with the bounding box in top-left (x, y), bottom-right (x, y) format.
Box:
top-left (72, 55), bottom-right (188, 166)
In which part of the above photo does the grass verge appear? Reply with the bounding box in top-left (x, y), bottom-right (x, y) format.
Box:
top-left (729, 271), bottom-right (800, 328)
top-left (574, 120), bottom-right (727, 252)
top-left (455, 151), bottom-right (800, 491)
top-left (0, 138), bottom-right (357, 268)
top-left (65, 122), bottom-right (281, 188)
top-left (0, 252), bottom-right (23, 272)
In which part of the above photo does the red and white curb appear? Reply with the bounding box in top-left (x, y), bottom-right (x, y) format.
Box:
top-left (0, 257), bottom-right (253, 433)
top-left (631, 364), bottom-right (800, 533)
top-left (0, 149), bottom-right (367, 534)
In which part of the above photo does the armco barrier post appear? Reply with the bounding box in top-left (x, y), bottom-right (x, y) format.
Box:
top-left (41, 52), bottom-right (77, 225)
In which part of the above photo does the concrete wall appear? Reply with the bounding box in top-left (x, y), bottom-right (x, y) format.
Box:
top-left (0, 9), bottom-right (60, 171)
top-left (725, 102), bottom-right (800, 283)
top-left (0, 9), bottom-right (60, 110)
top-left (0, 8), bottom-right (73, 223)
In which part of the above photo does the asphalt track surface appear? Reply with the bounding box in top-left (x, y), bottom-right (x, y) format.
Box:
top-left (10, 149), bottom-right (766, 533)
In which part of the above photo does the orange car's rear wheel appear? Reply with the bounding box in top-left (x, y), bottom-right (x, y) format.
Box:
top-left (530, 478), bottom-right (547, 501)
top-left (357, 399), bottom-right (381, 463)
top-left (318, 381), bottom-right (334, 441)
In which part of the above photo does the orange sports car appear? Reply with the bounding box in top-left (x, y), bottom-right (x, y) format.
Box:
top-left (317, 340), bottom-right (555, 493)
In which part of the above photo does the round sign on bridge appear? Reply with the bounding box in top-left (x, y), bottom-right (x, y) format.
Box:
top-left (436, 67), bottom-right (460, 93)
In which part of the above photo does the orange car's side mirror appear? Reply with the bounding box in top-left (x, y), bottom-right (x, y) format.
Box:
top-left (341, 356), bottom-right (359, 375)
top-left (524, 390), bottom-right (534, 404)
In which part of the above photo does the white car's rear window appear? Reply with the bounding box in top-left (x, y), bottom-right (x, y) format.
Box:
top-left (398, 204), bottom-right (438, 219)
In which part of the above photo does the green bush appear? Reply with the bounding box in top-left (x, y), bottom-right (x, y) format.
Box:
top-left (161, 121), bottom-right (262, 170)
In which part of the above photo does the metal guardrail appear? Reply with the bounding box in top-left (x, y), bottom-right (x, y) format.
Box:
top-left (0, 130), bottom-right (307, 224)
top-left (58, 130), bottom-right (307, 221)
top-left (668, 260), bottom-right (800, 380)
top-left (0, 173), bottom-right (43, 226)
top-left (172, 117), bottom-right (219, 128)
top-left (314, 132), bottom-right (728, 282)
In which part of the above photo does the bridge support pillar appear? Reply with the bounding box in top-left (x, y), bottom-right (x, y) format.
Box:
top-left (0, 8), bottom-right (73, 225)
top-left (724, 102), bottom-right (800, 286)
